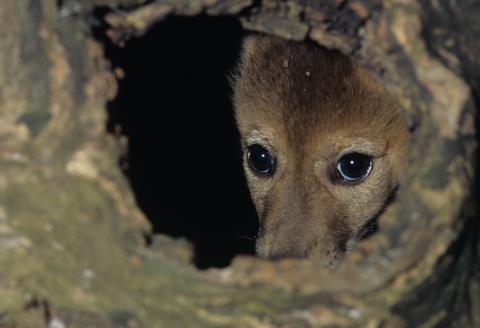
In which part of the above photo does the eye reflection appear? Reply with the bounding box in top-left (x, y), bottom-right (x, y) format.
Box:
top-left (247, 144), bottom-right (275, 176)
top-left (336, 152), bottom-right (372, 183)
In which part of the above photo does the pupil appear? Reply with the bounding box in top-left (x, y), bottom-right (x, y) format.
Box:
top-left (247, 144), bottom-right (274, 174)
top-left (338, 152), bottom-right (371, 182)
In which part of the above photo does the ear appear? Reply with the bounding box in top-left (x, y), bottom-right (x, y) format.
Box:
top-left (240, 34), bottom-right (271, 69)
top-left (241, 35), bottom-right (260, 63)
top-left (229, 34), bottom-right (260, 88)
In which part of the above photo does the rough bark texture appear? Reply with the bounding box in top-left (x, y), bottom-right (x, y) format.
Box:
top-left (0, 0), bottom-right (478, 327)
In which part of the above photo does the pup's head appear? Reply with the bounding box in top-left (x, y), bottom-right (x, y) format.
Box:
top-left (232, 35), bottom-right (409, 268)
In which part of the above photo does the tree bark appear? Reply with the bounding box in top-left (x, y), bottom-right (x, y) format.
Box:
top-left (0, 0), bottom-right (478, 326)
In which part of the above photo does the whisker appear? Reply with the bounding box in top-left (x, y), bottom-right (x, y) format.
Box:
top-left (236, 234), bottom-right (256, 241)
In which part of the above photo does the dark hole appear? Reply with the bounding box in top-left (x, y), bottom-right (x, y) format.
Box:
top-left (97, 14), bottom-right (258, 268)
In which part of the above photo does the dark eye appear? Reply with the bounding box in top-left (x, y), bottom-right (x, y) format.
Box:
top-left (247, 144), bottom-right (275, 176)
top-left (336, 152), bottom-right (372, 183)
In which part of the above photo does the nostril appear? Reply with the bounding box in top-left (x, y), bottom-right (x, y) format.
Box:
top-left (304, 239), bottom-right (320, 257)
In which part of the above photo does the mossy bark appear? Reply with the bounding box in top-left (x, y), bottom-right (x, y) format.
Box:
top-left (0, 0), bottom-right (478, 327)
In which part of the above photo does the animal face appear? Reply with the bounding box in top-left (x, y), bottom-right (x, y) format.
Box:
top-left (232, 35), bottom-right (409, 268)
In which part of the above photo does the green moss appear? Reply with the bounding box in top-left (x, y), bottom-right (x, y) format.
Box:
top-left (18, 0), bottom-right (51, 137)
top-left (0, 167), bottom-right (321, 326)
top-left (421, 138), bottom-right (460, 190)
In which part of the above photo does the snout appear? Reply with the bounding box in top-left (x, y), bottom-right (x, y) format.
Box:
top-left (255, 226), bottom-right (313, 259)
top-left (256, 230), bottom-right (350, 269)
top-left (254, 210), bottom-right (356, 268)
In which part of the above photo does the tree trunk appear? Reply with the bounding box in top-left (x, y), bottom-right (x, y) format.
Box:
top-left (0, 0), bottom-right (478, 326)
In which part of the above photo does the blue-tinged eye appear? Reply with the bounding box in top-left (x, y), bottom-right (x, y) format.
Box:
top-left (336, 152), bottom-right (372, 183)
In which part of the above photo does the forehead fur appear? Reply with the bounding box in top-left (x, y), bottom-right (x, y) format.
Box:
top-left (233, 35), bottom-right (405, 148)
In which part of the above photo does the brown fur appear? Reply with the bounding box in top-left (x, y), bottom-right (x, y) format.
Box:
top-left (232, 35), bottom-right (409, 268)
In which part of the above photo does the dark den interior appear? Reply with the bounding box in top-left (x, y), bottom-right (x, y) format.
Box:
top-left (101, 14), bottom-right (258, 268)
